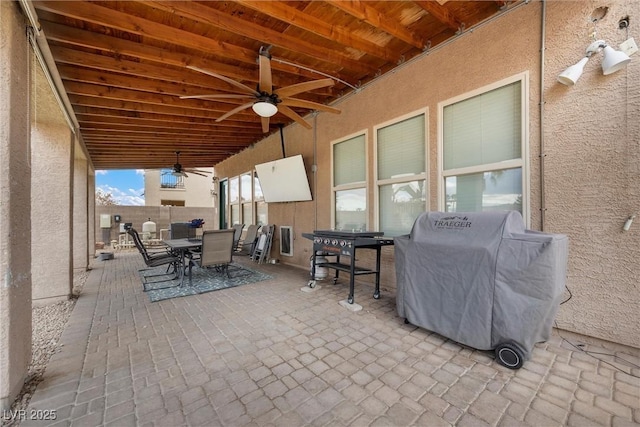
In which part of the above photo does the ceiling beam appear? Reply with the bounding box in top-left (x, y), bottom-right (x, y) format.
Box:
top-left (412, 1), bottom-right (463, 32)
top-left (135, 1), bottom-right (376, 77)
top-left (235, 0), bottom-right (403, 63)
top-left (42, 20), bottom-right (322, 85)
top-left (329, 1), bottom-right (425, 49)
top-left (34, 1), bottom-right (268, 69)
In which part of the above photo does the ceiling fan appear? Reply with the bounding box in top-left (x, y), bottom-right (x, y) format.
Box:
top-left (164, 151), bottom-right (211, 178)
top-left (182, 46), bottom-right (341, 133)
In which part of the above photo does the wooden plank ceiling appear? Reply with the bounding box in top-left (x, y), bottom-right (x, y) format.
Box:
top-left (32, 0), bottom-right (516, 170)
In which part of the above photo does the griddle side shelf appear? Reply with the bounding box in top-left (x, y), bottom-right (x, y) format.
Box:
top-left (302, 231), bottom-right (394, 304)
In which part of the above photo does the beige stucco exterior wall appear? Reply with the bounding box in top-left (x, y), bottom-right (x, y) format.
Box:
top-left (73, 144), bottom-right (89, 273)
top-left (88, 168), bottom-right (96, 259)
top-left (31, 60), bottom-right (73, 303)
top-left (94, 205), bottom-right (217, 245)
top-left (543, 0), bottom-right (639, 348)
top-left (216, 1), bottom-right (639, 348)
top-left (0, 0), bottom-right (32, 410)
top-left (144, 168), bottom-right (215, 207)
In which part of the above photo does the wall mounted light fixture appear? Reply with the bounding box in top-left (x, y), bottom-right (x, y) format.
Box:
top-left (558, 39), bottom-right (631, 85)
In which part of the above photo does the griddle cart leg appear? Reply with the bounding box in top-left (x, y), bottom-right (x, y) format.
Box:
top-left (333, 255), bottom-right (340, 284)
top-left (348, 252), bottom-right (355, 304)
top-left (308, 251), bottom-right (317, 288)
top-left (373, 247), bottom-right (381, 299)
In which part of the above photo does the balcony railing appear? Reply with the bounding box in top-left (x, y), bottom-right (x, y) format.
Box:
top-left (160, 173), bottom-right (185, 189)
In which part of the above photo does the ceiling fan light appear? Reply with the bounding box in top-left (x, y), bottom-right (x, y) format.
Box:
top-left (252, 101), bottom-right (278, 117)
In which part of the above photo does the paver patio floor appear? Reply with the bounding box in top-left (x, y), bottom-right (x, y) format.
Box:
top-left (23, 251), bottom-right (639, 426)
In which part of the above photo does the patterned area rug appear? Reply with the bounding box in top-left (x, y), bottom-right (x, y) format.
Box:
top-left (139, 263), bottom-right (272, 302)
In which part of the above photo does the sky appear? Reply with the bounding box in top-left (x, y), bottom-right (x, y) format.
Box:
top-left (95, 169), bottom-right (145, 206)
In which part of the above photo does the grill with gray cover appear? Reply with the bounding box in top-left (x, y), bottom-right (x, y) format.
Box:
top-left (394, 211), bottom-right (568, 369)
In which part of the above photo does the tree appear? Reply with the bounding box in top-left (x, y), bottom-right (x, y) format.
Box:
top-left (96, 189), bottom-right (117, 206)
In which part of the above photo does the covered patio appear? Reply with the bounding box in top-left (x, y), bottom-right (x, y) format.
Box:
top-left (22, 252), bottom-right (640, 426)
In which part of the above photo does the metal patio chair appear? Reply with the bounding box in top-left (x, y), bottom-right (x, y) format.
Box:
top-left (188, 229), bottom-right (235, 284)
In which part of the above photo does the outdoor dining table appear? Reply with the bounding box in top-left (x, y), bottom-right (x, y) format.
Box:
top-left (162, 238), bottom-right (202, 286)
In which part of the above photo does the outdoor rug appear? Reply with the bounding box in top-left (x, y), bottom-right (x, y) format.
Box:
top-left (139, 263), bottom-right (273, 302)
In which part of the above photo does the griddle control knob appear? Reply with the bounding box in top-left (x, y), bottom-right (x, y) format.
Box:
top-left (339, 240), bottom-right (347, 247)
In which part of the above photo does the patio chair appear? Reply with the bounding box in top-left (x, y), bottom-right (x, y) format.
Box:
top-left (188, 229), bottom-right (235, 284)
top-left (231, 223), bottom-right (245, 251)
top-left (170, 222), bottom-right (195, 239)
top-left (127, 228), bottom-right (180, 274)
top-left (237, 224), bottom-right (260, 256)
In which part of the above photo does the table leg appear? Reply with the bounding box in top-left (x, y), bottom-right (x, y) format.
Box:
top-left (179, 249), bottom-right (188, 287)
top-left (374, 247), bottom-right (381, 299)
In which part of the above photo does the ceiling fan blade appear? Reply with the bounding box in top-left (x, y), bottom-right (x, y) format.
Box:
top-left (275, 78), bottom-right (334, 98)
top-left (261, 116), bottom-right (270, 133)
top-left (278, 105), bottom-right (312, 129)
top-left (258, 54), bottom-right (273, 94)
top-left (216, 102), bottom-right (255, 122)
top-left (187, 65), bottom-right (259, 96)
top-left (185, 170), bottom-right (209, 177)
top-left (281, 98), bottom-right (341, 114)
top-left (180, 94), bottom-right (254, 100)
top-left (185, 168), bottom-right (211, 174)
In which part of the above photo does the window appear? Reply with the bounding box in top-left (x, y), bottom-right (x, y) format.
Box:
top-left (254, 172), bottom-right (267, 225)
top-left (229, 176), bottom-right (240, 225)
top-left (440, 73), bottom-right (528, 219)
top-left (226, 171), bottom-right (266, 228)
top-left (375, 112), bottom-right (428, 236)
top-left (332, 133), bottom-right (367, 231)
top-left (241, 173), bottom-right (252, 225)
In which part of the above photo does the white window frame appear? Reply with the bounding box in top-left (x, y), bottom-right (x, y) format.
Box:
top-left (373, 108), bottom-right (429, 234)
top-left (229, 176), bottom-right (240, 225)
top-left (253, 170), bottom-right (267, 225)
top-left (437, 72), bottom-right (530, 226)
top-left (240, 172), bottom-right (253, 225)
top-left (331, 130), bottom-right (369, 230)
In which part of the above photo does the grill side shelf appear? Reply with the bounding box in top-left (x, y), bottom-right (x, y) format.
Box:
top-left (318, 261), bottom-right (378, 275)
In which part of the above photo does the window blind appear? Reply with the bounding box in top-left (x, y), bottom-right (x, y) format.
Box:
top-left (334, 135), bottom-right (366, 186)
top-left (443, 81), bottom-right (521, 170)
top-left (377, 115), bottom-right (425, 180)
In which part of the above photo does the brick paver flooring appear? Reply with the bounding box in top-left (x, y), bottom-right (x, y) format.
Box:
top-left (23, 252), bottom-right (639, 426)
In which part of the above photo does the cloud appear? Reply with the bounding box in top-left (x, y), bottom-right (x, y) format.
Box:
top-left (95, 170), bottom-right (108, 175)
top-left (97, 184), bottom-right (145, 206)
top-left (135, 169), bottom-right (145, 175)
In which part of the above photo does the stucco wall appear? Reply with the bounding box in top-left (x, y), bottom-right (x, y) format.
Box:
top-left (73, 143), bottom-right (89, 273)
top-left (215, 1), bottom-right (639, 348)
top-left (31, 62), bottom-right (74, 303)
top-left (144, 168), bottom-right (215, 207)
top-left (543, 0), bottom-right (639, 348)
top-left (95, 205), bottom-right (217, 245)
top-left (0, 0), bottom-right (32, 410)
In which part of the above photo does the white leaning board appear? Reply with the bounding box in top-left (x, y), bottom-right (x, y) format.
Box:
top-left (255, 155), bottom-right (312, 203)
